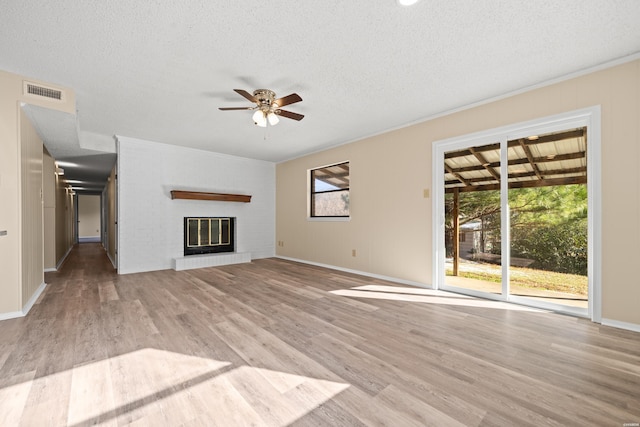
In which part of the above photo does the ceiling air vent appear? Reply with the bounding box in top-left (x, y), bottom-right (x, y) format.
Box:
top-left (23, 81), bottom-right (64, 101)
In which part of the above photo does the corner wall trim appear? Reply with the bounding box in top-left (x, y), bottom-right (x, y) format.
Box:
top-left (22, 282), bottom-right (46, 316)
top-left (107, 253), bottom-right (117, 270)
top-left (601, 318), bottom-right (640, 333)
top-left (0, 282), bottom-right (47, 321)
top-left (275, 256), bottom-right (432, 289)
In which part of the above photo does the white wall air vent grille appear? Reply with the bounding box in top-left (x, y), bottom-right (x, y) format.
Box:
top-left (23, 81), bottom-right (64, 101)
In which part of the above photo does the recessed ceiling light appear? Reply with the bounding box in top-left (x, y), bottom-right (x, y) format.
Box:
top-left (56, 160), bottom-right (79, 168)
top-left (397, 0), bottom-right (420, 5)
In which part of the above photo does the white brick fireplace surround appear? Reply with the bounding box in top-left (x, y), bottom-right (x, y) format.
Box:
top-left (117, 136), bottom-right (275, 274)
top-left (173, 251), bottom-right (252, 271)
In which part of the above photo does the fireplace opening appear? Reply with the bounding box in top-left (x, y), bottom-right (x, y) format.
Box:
top-left (184, 217), bottom-right (235, 256)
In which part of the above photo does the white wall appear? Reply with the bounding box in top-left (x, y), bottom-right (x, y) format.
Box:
top-left (117, 136), bottom-right (275, 274)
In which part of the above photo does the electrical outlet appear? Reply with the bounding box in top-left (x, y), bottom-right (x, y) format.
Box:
top-left (352, 249), bottom-right (356, 257)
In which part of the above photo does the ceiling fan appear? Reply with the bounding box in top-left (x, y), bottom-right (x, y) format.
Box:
top-left (219, 89), bottom-right (304, 127)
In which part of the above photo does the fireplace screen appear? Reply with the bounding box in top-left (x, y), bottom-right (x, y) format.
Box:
top-left (184, 217), bottom-right (235, 256)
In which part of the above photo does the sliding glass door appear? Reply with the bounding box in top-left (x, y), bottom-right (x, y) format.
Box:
top-left (434, 109), bottom-right (599, 319)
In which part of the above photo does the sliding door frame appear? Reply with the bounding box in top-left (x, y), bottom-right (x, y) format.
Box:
top-left (432, 106), bottom-right (601, 322)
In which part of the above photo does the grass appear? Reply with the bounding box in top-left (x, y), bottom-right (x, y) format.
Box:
top-left (446, 263), bottom-right (588, 296)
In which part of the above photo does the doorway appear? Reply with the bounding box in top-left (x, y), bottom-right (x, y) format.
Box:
top-left (433, 108), bottom-right (601, 320)
top-left (77, 194), bottom-right (101, 243)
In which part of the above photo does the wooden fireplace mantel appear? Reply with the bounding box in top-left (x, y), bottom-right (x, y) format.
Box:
top-left (170, 190), bottom-right (252, 203)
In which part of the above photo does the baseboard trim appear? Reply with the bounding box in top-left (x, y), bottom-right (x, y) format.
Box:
top-left (44, 267), bottom-right (57, 273)
top-left (275, 256), bottom-right (431, 289)
top-left (56, 245), bottom-right (73, 270)
top-left (79, 237), bottom-right (101, 243)
top-left (601, 318), bottom-right (640, 333)
top-left (0, 310), bottom-right (24, 321)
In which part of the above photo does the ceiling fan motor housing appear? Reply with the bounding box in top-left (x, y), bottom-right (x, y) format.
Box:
top-left (253, 89), bottom-right (277, 110)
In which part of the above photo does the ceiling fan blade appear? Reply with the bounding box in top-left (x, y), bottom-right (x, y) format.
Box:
top-left (274, 93), bottom-right (302, 108)
top-left (275, 109), bottom-right (304, 121)
top-left (233, 89), bottom-right (257, 102)
top-left (218, 107), bottom-right (254, 111)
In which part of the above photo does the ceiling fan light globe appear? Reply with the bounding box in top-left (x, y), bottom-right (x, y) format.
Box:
top-left (267, 112), bottom-right (280, 126)
top-left (252, 110), bottom-right (267, 127)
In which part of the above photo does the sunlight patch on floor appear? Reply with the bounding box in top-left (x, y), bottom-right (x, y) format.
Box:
top-left (331, 285), bottom-right (545, 312)
top-left (0, 371), bottom-right (36, 426)
top-left (61, 348), bottom-right (347, 426)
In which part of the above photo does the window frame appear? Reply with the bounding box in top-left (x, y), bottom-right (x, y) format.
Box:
top-left (308, 161), bottom-right (350, 220)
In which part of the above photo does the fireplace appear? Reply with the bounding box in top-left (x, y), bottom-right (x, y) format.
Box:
top-left (184, 217), bottom-right (235, 256)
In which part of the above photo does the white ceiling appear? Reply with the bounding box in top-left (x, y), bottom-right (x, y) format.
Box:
top-left (1, 1), bottom-right (640, 191)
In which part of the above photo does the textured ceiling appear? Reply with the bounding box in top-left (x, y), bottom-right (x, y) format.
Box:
top-left (1, 1), bottom-right (640, 191)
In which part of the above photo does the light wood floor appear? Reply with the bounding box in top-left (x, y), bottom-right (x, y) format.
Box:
top-left (1, 244), bottom-right (639, 426)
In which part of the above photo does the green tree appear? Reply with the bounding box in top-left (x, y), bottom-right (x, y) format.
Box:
top-left (445, 184), bottom-right (587, 275)
top-left (509, 185), bottom-right (587, 275)
top-left (445, 190), bottom-right (501, 256)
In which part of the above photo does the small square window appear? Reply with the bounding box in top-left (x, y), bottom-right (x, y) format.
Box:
top-left (310, 162), bottom-right (350, 217)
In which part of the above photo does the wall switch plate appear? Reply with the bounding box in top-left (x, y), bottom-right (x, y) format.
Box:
top-left (423, 189), bottom-right (430, 198)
